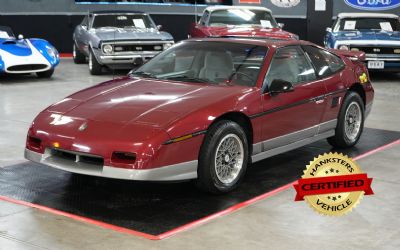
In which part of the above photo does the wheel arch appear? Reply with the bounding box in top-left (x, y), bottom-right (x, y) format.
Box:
top-left (348, 83), bottom-right (366, 106)
top-left (209, 111), bottom-right (254, 156)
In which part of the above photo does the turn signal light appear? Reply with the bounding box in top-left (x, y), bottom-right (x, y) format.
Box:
top-left (27, 136), bottom-right (42, 153)
top-left (111, 151), bottom-right (137, 168)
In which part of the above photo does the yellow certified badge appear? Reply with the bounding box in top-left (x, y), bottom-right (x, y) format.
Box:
top-left (294, 152), bottom-right (373, 216)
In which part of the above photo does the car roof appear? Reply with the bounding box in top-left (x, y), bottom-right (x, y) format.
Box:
top-left (185, 37), bottom-right (310, 48)
top-left (337, 12), bottom-right (399, 19)
top-left (204, 5), bottom-right (272, 13)
top-left (90, 10), bottom-right (145, 15)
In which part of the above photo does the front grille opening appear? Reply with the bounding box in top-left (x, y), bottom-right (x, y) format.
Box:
top-left (80, 155), bottom-right (104, 166)
top-left (50, 149), bottom-right (104, 167)
top-left (51, 149), bottom-right (76, 161)
top-left (7, 64), bottom-right (47, 72)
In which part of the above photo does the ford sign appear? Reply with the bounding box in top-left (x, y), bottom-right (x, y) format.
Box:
top-left (345, 0), bottom-right (400, 10)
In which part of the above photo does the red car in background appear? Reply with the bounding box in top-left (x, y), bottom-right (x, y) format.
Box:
top-left (25, 38), bottom-right (373, 194)
top-left (189, 6), bottom-right (299, 40)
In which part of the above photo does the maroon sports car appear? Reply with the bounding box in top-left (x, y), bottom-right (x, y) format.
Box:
top-left (189, 6), bottom-right (299, 40)
top-left (25, 38), bottom-right (373, 193)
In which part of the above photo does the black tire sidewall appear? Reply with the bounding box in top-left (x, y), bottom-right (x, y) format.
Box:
top-left (197, 120), bottom-right (249, 193)
top-left (89, 49), bottom-right (102, 75)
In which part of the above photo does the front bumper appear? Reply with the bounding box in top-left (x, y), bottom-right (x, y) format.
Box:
top-left (98, 51), bottom-right (160, 65)
top-left (25, 148), bottom-right (198, 181)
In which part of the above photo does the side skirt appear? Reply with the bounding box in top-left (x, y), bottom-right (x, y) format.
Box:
top-left (251, 130), bottom-right (335, 163)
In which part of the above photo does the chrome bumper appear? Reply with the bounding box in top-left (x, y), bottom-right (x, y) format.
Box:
top-left (98, 52), bottom-right (160, 65)
top-left (24, 148), bottom-right (198, 181)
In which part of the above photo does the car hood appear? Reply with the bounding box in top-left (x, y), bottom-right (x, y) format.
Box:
top-left (90, 28), bottom-right (174, 41)
top-left (45, 77), bottom-right (248, 130)
top-left (0, 38), bottom-right (33, 56)
top-left (203, 26), bottom-right (296, 39)
top-left (333, 30), bottom-right (400, 42)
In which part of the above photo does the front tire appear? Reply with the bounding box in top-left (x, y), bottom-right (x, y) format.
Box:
top-left (73, 43), bottom-right (86, 64)
top-left (88, 49), bottom-right (102, 75)
top-left (195, 120), bottom-right (249, 194)
top-left (36, 68), bottom-right (54, 78)
top-left (328, 92), bottom-right (365, 148)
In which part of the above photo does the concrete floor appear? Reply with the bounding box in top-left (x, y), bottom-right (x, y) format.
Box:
top-left (0, 59), bottom-right (399, 250)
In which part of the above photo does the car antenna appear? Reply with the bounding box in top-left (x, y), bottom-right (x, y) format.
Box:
top-left (112, 13), bottom-right (116, 81)
top-left (195, 0), bottom-right (198, 24)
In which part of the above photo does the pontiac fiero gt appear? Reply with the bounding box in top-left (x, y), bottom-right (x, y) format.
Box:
top-left (25, 38), bottom-right (374, 193)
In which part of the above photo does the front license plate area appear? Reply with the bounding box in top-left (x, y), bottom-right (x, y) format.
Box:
top-left (368, 61), bottom-right (384, 69)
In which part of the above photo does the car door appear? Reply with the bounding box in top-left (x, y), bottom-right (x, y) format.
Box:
top-left (257, 45), bottom-right (327, 152)
top-left (75, 15), bottom-right (90, 54)
top-left (302, 45), bottom-right (347, 134)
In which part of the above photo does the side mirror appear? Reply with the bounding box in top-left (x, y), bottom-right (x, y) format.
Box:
top-left (82, 25), bottom-right (87, 30)
top-left (278, 23), bottom-right (285, 29)
top-left (326, 27), bottom-right (332, 33)
top-left (17, 34), bottom-right (24, 40)
top-left (157, 25), bottom-right (162, 30)
top-left (269, 79), bottom-right (294, 95)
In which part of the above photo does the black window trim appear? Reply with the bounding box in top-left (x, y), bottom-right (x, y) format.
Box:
top-left (261, 45), bottom-right (318, 94)
top-left (302, 45), bottom-right (346, 79)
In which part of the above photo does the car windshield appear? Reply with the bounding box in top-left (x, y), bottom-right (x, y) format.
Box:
top-left (92, 14), bottom-right (155, 29)
top-left (208, 9), bottom-right (278, 28)
top-left (335, 17), bottom-right (400, 32)
top-left (0, 26), bottom-right (14, 39)
top-left (131, 41), bottom-right (268, 87)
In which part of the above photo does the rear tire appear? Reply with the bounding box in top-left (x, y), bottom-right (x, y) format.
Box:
top-left (73, 43), bottom-right (86, 64)
top-left (327, 92), bottom-right (365, 148)
top-left (36, 68), bottom-right (54, 78)
top-left (88, 49), bottom-right (102, 75)
top-left (195, 120), bottom-right (249, 194)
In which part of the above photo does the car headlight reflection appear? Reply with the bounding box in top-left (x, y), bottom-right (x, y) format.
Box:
top-left (103, 44), bottom-right (113, 54)
top-left (46, 47), bottom-right (58, 60)
top-left (339, 45), bottom-right (349, 51)
top-left (163, 42), bottom-right (174, 50)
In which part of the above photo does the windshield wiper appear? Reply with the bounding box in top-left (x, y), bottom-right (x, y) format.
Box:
top-left (161, 75), bottom-right (218, 84)
top-left (129, 71), bottom-right (158, 79)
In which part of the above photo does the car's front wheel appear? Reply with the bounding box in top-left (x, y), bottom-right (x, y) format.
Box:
top-left (195, 120), bottom-right (249, 194)
top-left (88, 49), bottom-right (102, 75)
top-left (73, 43), bottom-right (86, 64)
top-left (328, 92), bottom-right (365, 148)
top-left (36, 68), bottom-right (54, 78)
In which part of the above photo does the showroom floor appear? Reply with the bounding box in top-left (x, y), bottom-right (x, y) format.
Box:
top-left (0, 59), bottom-right (399, 250)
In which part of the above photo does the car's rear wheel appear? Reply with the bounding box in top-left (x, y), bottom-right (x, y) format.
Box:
top-left (73, 43), bottom-right (86, 64)
top-left (36, 68), bottom-right (54, 78)
top-left (195, 120), bottom-right (248, 194)
top-left (327, 92), bottom-right (365, 148)
top-left (89, 49), bottom-right (102, 75)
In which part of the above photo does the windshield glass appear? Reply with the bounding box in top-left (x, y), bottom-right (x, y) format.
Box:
top-left (92, 14), bottom-right (155, 29)
top-left (131, 41), bottom-right (268, 87)
top-left (208, 9), bottom-right (278, 28)
top-left (0, 26), bottom-right (14, 39)
top-left (336, 18), bottom-right (400, 32)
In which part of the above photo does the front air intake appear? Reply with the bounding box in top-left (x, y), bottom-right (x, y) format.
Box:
top-left (7, 64), bottom-right (47, 72)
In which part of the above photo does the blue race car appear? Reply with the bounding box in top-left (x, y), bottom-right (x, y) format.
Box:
top-left (0, 26), bottom-right (59, 78)
top-left (325, 13), bottom-right (400, 71)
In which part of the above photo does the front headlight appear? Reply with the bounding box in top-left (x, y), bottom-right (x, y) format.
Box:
top-left (339, 45), bottom-right (349, 51)
top-left (163, 42), bottom-right (174, 50)
top-left (103, 44), bottom-right (113, 54)
top-left (46, 47), bottom-right (57, 60)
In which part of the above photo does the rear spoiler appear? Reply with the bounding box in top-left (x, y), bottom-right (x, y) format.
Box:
top-left (329, 49), bottom-right (366, 62)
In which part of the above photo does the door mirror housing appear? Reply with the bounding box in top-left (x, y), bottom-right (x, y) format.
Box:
top-left (157, 25), bottom-right (162, 30)
top-left (278, 23), bottom-right (285, 29)
top-left (17, 34), bottom-right (24, 40)
top-left (326, 27), bottom-right (332, 33)
top-left (82, 25), bottom-right (87, 30)
top-left (268, 79), bottom-right (294, 95)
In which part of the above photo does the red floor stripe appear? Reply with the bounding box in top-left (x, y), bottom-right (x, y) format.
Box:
top-left (59, 53), bottom-right (73, 58)
top-left (0, 139), bottom-right (398, 240)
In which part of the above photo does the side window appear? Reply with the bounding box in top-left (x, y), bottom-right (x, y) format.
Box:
top-left (81, 16), bottom-right (88, 27)
top-left (200, 11), bottom-right (210, 25)
top-left (303, 46), bottom-right (345, 78)
top-left (265, 46), bottom-right (317, 87)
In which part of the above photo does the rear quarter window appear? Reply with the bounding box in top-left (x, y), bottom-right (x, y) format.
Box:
top-left (303, 45), bottom-right (345, 78)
